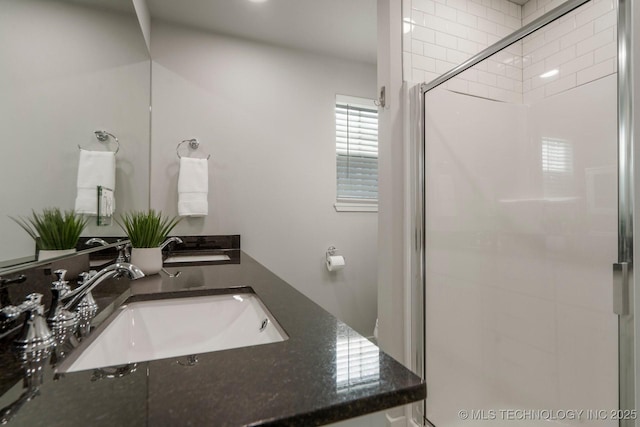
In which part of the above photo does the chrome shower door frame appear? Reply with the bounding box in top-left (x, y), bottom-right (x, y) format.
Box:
top-left (410, 0), bottom-right (635, 425)
top-left (619, 0), bottom-right (635, 425)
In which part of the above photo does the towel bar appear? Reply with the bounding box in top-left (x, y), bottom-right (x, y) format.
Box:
top-left (77, 130), bottom-right (120, 154)
top-left (176, 138), bottom-right (210, 160)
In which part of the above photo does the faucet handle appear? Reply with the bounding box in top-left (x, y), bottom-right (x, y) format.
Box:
top-left (52, 270), bottom-right (70, 294)
top-left (13, 294), bottom-right (54, 360)
top-left (22, 294), bottom-right (45, 316)
top-left (115, 242), bottom-right (130, 263)
top-left (78, 272), bottom-right (90, 284)
top-left (78, 270), bottom-right (97, 285)
top-left (24, 293), bottom-right (42, 306)
top-left (0, 274), bottom-right (27, 287)
top-left (1, 293), bottom-right (43, 321)
top-left (53, 269), bottom-right (66, 283)
top-left (47, 287), bottom-right (78, 344)
top-left (0, 292), bottom-right (54, 357)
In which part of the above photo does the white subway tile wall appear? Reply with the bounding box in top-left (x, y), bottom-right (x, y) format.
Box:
top-left (403, 0), bottom-right (523, 103)
top-left (522, 0), bottom-right (617, 104)
top-left (404, 0), bottom-right (618, 104)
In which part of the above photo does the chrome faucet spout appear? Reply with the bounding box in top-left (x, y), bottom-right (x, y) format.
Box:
top-left (159, 237), bottom-right (183, 251)
top-left (62, 263), bottom-right (145, 312)
top-left (85, 238), bottom-right (109, 247)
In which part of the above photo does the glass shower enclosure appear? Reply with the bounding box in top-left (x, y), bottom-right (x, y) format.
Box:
top-left (412, 0), bottom-right (631, 425)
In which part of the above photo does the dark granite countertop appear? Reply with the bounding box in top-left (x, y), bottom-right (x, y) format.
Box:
top-left (0, 251), bottom-right (425, 426)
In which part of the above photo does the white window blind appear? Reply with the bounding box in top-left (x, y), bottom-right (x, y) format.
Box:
top-left (335, 95), bottom-right (378, 201)
top-left (541, 138), bottom-right (574, 197)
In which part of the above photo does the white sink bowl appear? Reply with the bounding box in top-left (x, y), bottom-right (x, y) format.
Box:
top-left (164, 254), bottom-right (231, 264)
top-left (58, 293), bottom-right (287, 373)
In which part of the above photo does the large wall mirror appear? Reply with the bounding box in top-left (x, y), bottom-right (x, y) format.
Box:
top-left (0, 0), bottom-right (150, 268)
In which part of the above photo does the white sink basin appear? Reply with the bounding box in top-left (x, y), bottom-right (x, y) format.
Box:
top-left (164, 254), bottom-right (230, 263)
top-left (58, 293), bottom-right (287, 373)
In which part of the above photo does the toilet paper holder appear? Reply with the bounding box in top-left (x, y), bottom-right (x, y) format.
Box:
top-left (326, 247), bottom-right (346, 272)
top-left (326, 246), bottom-right (346, 261)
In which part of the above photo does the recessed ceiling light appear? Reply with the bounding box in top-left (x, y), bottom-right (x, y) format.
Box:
top-left (540, 69), bottom-right (559, 78)
top-left (248, 0), bottom-right (268, 3)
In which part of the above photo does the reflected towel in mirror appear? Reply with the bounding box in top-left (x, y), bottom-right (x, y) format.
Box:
top-left (74, 149), bottom-right (116, 215)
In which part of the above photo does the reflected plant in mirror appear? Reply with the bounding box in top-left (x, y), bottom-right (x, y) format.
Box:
top-left (11, 209), bottom-right (88, 261)
top-left (0, 0), bottom-right (151, 269)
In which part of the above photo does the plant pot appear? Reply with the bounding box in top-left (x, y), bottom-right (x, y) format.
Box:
top-left (130, 247), bottom-right (162, 275)
top-left (38, 249), bottom-right (76, 261)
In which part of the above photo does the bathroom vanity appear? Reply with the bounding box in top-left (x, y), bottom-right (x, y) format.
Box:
top-left (0, 249), bottom-right (425, 426)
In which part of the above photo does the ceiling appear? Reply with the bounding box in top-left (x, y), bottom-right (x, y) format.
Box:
top-left (509, 0), bottom-right (530, 5)
top-left (63, 0), bottom-right (134, 14)
top-left (146, 0), bottom-right (378, 64)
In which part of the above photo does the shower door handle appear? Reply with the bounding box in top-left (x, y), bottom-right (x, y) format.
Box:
top-left (613, 262), bottom-right (631, 316)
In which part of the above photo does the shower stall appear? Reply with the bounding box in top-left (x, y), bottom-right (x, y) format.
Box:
top-left (408, 0), bottom-right (634, 425)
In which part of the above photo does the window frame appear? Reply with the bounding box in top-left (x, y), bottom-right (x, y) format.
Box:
top-left (334, 94), bottom-right (379, 213)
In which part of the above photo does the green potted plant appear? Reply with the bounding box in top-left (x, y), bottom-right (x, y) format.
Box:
top-left (117, 210), bottom-right (181, 274)
top-left (12, 208), bottom-right (88, 260)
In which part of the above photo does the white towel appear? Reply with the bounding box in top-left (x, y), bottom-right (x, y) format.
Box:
top-left (178, 157), bottom-right (208, 217)
top-left (74, 149), bottom-right (116, 215)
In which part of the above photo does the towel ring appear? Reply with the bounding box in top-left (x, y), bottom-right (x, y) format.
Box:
top-left (176, 138), bottom-right (210, 160)
top-left (77, 130), bottom-right (120, 154)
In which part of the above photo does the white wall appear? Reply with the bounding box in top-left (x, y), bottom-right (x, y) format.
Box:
top-left (0, 0), bottom-right (150, 262)
top-left (132, 0), bottom-right (151, 52)
top-left (149, 21), bottom-right (378, 336)
top-left (377, 0), bottom-right (407, 366)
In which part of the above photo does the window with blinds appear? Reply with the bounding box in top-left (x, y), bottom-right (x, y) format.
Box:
top-left (335, 95), bottom-right (379, 204)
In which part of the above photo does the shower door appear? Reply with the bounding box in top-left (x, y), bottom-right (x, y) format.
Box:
top-left (421, 1), bottom-right (620, 425)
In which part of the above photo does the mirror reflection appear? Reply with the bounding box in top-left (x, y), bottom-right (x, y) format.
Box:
top-left (0, 0), bottom-right (151, 267)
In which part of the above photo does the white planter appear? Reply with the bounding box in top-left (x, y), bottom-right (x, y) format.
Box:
top-left (38, 249), bottom-right (76, 261)
top-left (130, 247), bottom-right (162, 275)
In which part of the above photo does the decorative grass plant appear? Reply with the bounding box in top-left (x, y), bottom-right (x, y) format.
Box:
top-left (12, 208), bottom-right (88, 250)
top-left (117, 210), bottom-right (181, 248)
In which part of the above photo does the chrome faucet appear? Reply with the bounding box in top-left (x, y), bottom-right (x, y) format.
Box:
top-left (60, 263), bottom-right (145, 313)
top-left (47, 270), bottom-right (78, 345)
top-left (0, 293), bottom-right (54, 361)
top-left (159, 236), bottom-right (184, 251)
top-left (85, 237), bottom-right (131, 263)
top-left (84, 237), bottom-right (109, 247)
top-left (73, 271), bottom-right (100, 321)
